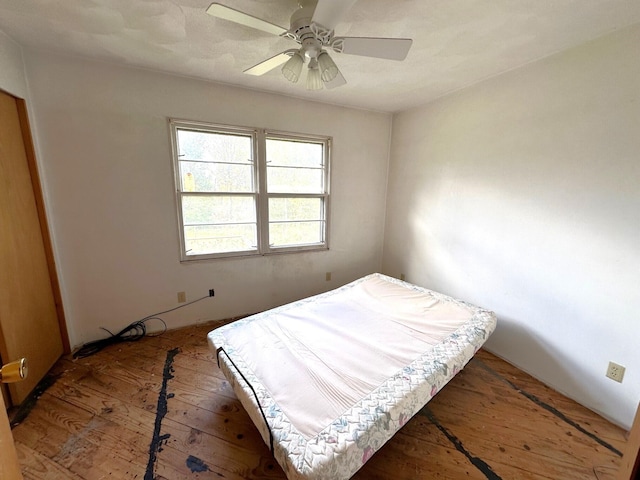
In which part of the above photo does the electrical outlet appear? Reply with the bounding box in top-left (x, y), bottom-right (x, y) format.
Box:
top-left (325, 272), bottom-right (331, 282)
top-left (177, 291), bottom-right (186, 303)
top-left (606, 361), bottom-right (625, 383)
top-left (400, 273), bottom-right (406, 281)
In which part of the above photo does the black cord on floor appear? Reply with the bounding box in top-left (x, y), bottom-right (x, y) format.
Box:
top-left (73, 294), bottom-right (212, 359)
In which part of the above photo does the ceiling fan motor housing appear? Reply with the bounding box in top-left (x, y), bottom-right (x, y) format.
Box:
top-left (290, 2), bottom-right (315, 33)
top-left (289, 0), bottom-right (331, 43)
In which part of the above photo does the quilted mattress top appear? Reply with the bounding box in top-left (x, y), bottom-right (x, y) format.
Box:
top-left (212, 274), bottom-right (482, 439)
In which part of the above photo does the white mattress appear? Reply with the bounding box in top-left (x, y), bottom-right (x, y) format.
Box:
top-left (208, 273), bottom-right (496, 480)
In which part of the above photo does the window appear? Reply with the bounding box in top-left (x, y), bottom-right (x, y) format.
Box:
top-left (170, 120), bottom-right (330, 260)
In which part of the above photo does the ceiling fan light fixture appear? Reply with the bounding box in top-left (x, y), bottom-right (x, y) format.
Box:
top-left (282, 51), bottom-right (304, 83)
top-left (317, 51), bottom-right (338, 82)
top-left (306, 62), bottom-right (323, 91)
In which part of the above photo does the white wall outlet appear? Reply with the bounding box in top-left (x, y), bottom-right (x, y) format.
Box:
top-left (606, 361), bottom-right (625, 383)
top-left (177, 291), bottom-right (186, 303)
top-left (400, 273), bottom-right (406, 281)
top-left (325, 272), bottom-right (331, 282)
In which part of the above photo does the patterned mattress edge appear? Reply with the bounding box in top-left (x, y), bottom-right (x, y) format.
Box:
top-left (208, 273), bottom-right (497, 480)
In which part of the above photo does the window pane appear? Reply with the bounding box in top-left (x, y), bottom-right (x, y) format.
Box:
top-left (184, 224), bottom-right (257, 255)
top-left (182, 195), bottom-right (255, 225)
top-left (177, 129), bottom-right (252, 163)
top-left (269, 197), bottom-right (322, 222)
top-left (180, 160), bottom-right (253, 193)
top-left (267, 166), bottom-right (324, 193)
top-left (266, 137), bottom-right (325, 194)
top-left (269, 221), bottom-right (324, 247)
top-left (266, 138), bottom-right (323, 167)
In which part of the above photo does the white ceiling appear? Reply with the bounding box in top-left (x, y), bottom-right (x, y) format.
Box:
top-left (1, 0), bottom-right (639, 113)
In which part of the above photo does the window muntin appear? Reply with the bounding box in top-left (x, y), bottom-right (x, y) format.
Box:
top-left (171, 120), bottom-right (330, 260)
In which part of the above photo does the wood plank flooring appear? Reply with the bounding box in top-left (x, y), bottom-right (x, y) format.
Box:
top-left (10, 320), bottom-right (628, 479)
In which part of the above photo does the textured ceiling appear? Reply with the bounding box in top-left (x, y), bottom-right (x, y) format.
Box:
top-left (1, 0), bottom-right (639, 112)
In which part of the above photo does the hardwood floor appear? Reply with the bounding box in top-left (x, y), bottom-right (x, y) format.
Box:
top-left (10, 320), bottom-right (627, 479)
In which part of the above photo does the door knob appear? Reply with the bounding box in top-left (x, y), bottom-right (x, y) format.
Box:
top-left (0, 358), bottom-right (28, 383)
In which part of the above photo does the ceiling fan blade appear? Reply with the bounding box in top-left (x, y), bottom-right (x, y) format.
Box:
top-left (206, 3), bottom-right (287, 36)
top-left (311, 0), bottom-right (357, 30)
top-left (337, 37), bottom-right (413, 61)
top-left (244, 50), bottom-right (297, 76)
top-left (324, 69), bottom-right (346, 89)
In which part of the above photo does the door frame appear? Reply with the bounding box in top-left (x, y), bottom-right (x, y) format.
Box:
top-left (0, 392), bottom-right (22, 479)
top-left (13, 96), bottom-right (70, 355)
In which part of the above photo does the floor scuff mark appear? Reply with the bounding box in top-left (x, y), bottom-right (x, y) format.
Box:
top-left (144, 347), bottom-right (180, 480)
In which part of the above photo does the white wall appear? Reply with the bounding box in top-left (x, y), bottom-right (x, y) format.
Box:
top-left (22, 51), bottom-right (391, 349)
top-left (0, 30), bottom-right (27, 98)
top-left (383, 24), bottom-right (640, 429)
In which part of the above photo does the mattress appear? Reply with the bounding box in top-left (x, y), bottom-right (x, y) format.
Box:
top-left (207, 273), bottom-right (496, 480)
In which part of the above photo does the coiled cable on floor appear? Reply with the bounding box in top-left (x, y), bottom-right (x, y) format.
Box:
top-left (72, 294), bottom-right (211, 359)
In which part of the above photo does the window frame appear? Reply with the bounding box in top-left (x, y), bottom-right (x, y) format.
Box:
top-left (169, 119), bottom-right (331, 261)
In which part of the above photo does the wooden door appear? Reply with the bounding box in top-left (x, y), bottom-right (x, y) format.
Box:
top-left (0, 90), bottom-right (66, 405)
top-left (0, 387), bottom-right (23, 479)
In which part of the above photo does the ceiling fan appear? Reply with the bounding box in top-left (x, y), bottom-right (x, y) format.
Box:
top-left (206, 0), bottom-right (413, 90)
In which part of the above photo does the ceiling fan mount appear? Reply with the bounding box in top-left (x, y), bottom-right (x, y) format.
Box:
top-left (206, 0), bottom-right (413, 90)
top-left (288, 0), bottom-right (319, 35)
